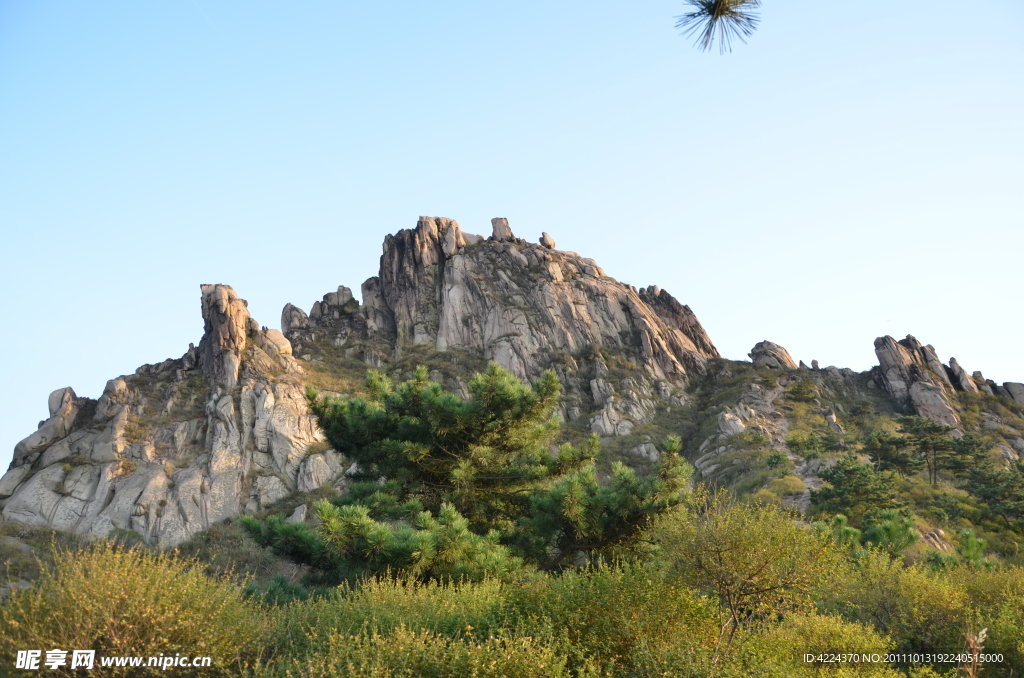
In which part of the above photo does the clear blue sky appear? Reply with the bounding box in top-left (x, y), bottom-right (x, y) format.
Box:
top-left (2, 1), bottom-right (1022, 470)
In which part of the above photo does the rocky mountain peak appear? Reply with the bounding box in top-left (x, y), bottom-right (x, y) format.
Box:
top-left (198, 284), bottom-right (250, 389)
top-left (285, 216), bottom-right (720, 386)
top-left (873, 334), bottom-right (969, 429)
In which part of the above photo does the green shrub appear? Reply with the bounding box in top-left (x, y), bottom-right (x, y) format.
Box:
top-left (0, 542), bottom-right (274, 676)
top-left (280, 575), bottom-right (512, 647)
top-left (720, 614), bottom-right (899, 677)
top-left (785, 379), bottom-right (818, 403)
top-left (259, 625), bottom-right (586, 678)
top-left (507, 562), bottom-right (718, 673)
top-left (820, 552), bottom-right (969, 661)
top-left (660, 499), bottom-right (839, 642)
top-left (765, 475), bottom-right (806, 497)
top-left (945, 566), bottom-right (1024, 674)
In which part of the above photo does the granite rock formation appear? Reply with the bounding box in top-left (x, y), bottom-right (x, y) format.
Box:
top-left (873, 335), bottom-right (961, 429)
top-left (0, 285), bottom-right (337, 546)
top-left (749, 341), bottom-right (798, 370)
top-left (286, 217), bottom-right (719, 383)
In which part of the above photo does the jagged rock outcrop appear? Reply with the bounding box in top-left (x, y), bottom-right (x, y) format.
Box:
top-left (873, 335), bottom-right (960, 428)
top-left (276, 216), bottom-right (719, 452)
top-left (284, 216), bottom-right (719, 385)
top-left (0, 285), bottom-right (341, 546)
top-left (947, 357), bottom-right (979, 393)
top-left (198, 285), bottom-right (249, 389)
top-left (749, 341), bottom-right (798, 370)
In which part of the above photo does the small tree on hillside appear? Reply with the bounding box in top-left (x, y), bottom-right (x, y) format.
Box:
top-left (861, 430), bottom-right (921, 478)
top-left (810, 455), bottom-right (901, 527)
top-left (945, 432), bottom-right (991, 477)
top-left (967, 456), bottom-right (1024, 529)
top-left (862, 510), bottom-right (919, 558)
top-left (897, 416), bottom-right (954, 486)
top-left (241, 363), bottom-right (692, 581)
top-left (667, 497), bottom-right (837, 645)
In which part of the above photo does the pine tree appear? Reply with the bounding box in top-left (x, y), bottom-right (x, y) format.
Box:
top-left (241, 363), bottom-right (692, 581)
top-left (810, 455), bottom-right (901, 526)
top-left (967, 456), bottom-right (1024, 529)
top-left (896, 416), bottom-right (954, 486)
top-left (861, 430), bottom-right (921, 478)
top-left (675, 0), bottom-right (761, 54)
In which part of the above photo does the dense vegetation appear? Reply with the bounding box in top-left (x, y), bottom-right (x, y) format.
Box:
top-left (6, 497), bottom-right (1024, 676)
top-left (240, 364), bottom-right (690, 582)
top-left (5, 362), bottom-right (1024, 676)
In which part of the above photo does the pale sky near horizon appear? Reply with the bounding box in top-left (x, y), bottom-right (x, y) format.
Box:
top-left (1, 1), bottom-right (1022, 471)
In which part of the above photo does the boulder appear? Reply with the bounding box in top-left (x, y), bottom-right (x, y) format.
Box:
top-left (285, 504), bottom-right (308, 524)
top-left (947, 358), bottom-right (978, 393)
top-left (909, 381), bottom-right (961, 429)
top-left (589, 398), bottom-right (637, 437)
top-left (540, 232), bottom-right (556, 249)
top-left (258, 329), bottom-right (293, 357)
top-left (718, 412), bottom-right (746, 437)
top-left (749, 341), bottom-right (798, 370)
top-left (253, 475), bottom-right (289, 509)
top-left (629, 442), bottom-right (660, 463)
top-left (323, 286), bottom-right (354, 309)
top-left (824, 410), bottom-right (844, 434)
top-left (1004, 383), bottom-right (1024, 406)
top-left (973, 371), bottom-right (995, 396)
top-left (0, 465), bottom-right (31, 498)
top-left (590, 378), bottom-right (615, 405)
top-left (95, 378), bottom-right (128, 420)
top-left (874, 336), bottom-right (920, 400)
top-left (921, 529), bottom-right (953, 552)
top-left (491, 217), bottom-right (514, 242)
top-left (297, 453), bottom-right (335, 493)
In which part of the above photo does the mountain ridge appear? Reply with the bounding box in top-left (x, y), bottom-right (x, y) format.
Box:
top-left (3, 216), bottom-right (1024, 550)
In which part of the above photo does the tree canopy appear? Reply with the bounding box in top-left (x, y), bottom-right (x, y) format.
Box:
top-left (241, 363), bottom-right (692, 582)
top-left (810, 455), bottom-right (901, 526)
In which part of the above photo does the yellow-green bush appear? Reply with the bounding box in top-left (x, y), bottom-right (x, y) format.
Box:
top-left (766, 475), bottom-right (807, 497)
top-left (261, 626), bottom-right (586, 678)
top-left (660, 499), bottom-right (839, 639)
top-left (946, 566), bottom-right (1024, 674)
top-left (632, 613), bottom-right (900, 678)
top-left (819, 552), bottom-right (969, 658)
top-left (277, 574), bottom-right (513, 657)
top-left (0, 542), bottom-right (274, 676)
top-left (724, 614), bottom-right (900, 677)
top-left (507, 562), bottom-right (718, 673)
